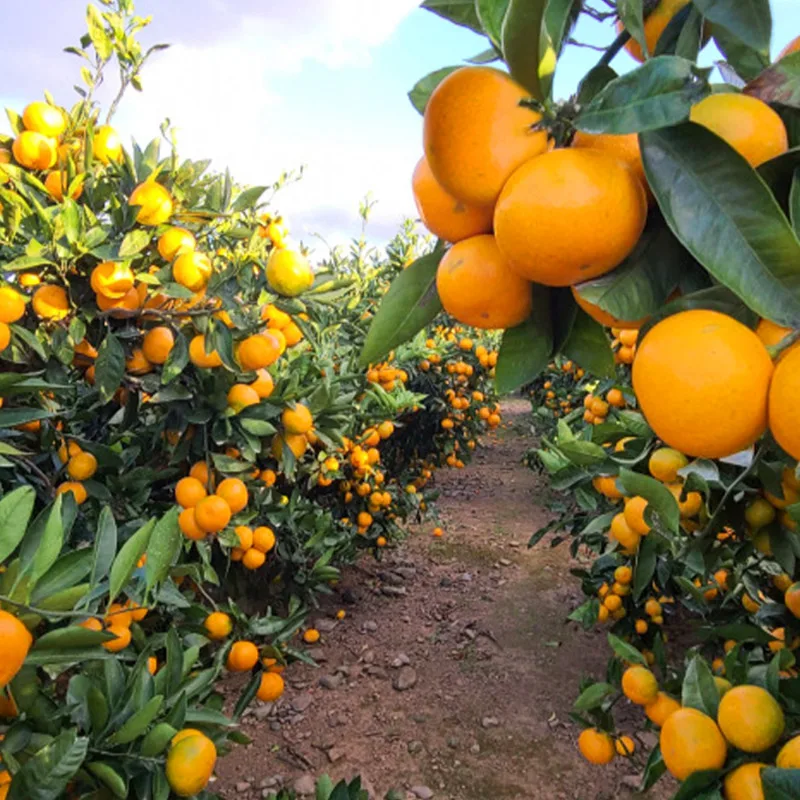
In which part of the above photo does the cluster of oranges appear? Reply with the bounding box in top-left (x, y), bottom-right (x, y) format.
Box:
top-left (78, 597), bottom-right (149, 654)
top-left (582, 387), bottom-right (625, 425)
top-left (54, 438), bottom-right (98, 505)
top-left (365, 360), bottom-right (409, 393)
top-left (610, 328), bottom-right (639, 366)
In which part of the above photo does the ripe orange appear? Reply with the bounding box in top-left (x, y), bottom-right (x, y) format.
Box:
top-left (250, 369), bottom-right (275, 399)
top-left (234, 526), bottom-right (253, 550)
top-left (690, 94), bottom-right (788, 168)
top-left (194, 495), bottom-right (232, 534)
top-left (262, 303), bottom-right (291, 329)
top-left (166, 732), bottom-right (217, 797)
top-left (621, 666), bottom-right (658, 705)
top-left (103, 624), bottom-right (132, 652)
top-left (0, 325), bottom-right (10, 352)
top-left (722, 763), bottom-right (765, 800)
top-left (648, 447), bottom-right (688, 483)
top-left (779, 36), bottom-right (800, 60)
top-left (67, 451), bottom-right (97, 481)
top-left (624, 496), bottom-right (651, 536)
top-left (777, 735), bottom-right (800, 768)
top-left (204, 611), bottom-right (232, 640)
top-left (91, 262), bottom-right (135, 299)
top-left (173, 251), bottom-right (212, 291)
top-left (56, 481), bottom-right (88, 504)
top-left (571, 286), bottom-right (646, 330)
top-left (768, 346), bottom-right (800, 460)
top-left (237, 334), bottom-right (279, 371)
top-left (266, 249), bottom-right (313, 297)
top-left (0, 611), bottom-right (32, 687)
top-left (619, 0), bottom-right (692, 61)
top-left (303, 628), bottom-right (321, 644)
top-left (252, 526), bottom-right (276, 553)
top-left (12, 131), bottom-right (57, 170)
top-left (785, 584), bottom-right (800, 618)
top-left (0, 288), bottom-right (26, 324)
top-left (22, 101), bottom-right (65, 137)
top-left (644, 692), bottom-right (681, 727)
top-left (96, 286), bottom-right (139, 316)
top-left (271, 432), bottom-right (307, 460)
top-left (129, 180), bottom-right (173, 226)
top-left (592, 475), bottom-right (622, 500)
top-left (189, 334), bottom-right (222, 368)
top-left (158, 227), bottom-right (196, 261)
top-left (93, 125), bottom-right (123, 164)
top-left (660, 708), bottom-right (727, 780)
top-left (666, 483), bottom-right (703, 518)
top-left (423, 67), bottom-right (548, 206)
top-left (226, 641), bottom-right (259, 672)
top-left (610, 512), bottom-right (640, 552)
top-left (632, 310), bottom-right (773, 458)
top-left (282, 321), bottom-right (303, 346)
top-left (717, 685), bottom-right (785, 753)
top-left (175, 476), bottom-right (207, 509)
top-left (494, 149), bottom-right (647, 287)
top-left (227, 384), bottom-right (260, 413)
top-left (126, 348), bottom-right (152, 375)
top-left (436, 234), bottom-right (532, 329)
top-left (242, 548), bottom-right (266, 569)
top-left (32, 285), bottom-right (69, 319)
top-left (615, 736), bottom-right (635, 757)
top-left (282, 403), bottom-right (313, 435)
top-left (577, 728), bottom-right (615, 765)
top-left (257, 671), bottom-right (285, 702)
top-left (142, 326), bottom-right (175, 365)
top-left (411, 155), bottom-right (493, 243)
top-left (755, 318), bottom-right (797, 359)
top-left (607, 389), bottom-right (625, 408)
top-left (216, 478), bottom-right (248, 514)
top-left (572, 131), bottom-right (646, 190)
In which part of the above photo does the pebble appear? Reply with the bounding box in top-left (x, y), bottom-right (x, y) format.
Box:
top-left (391, 652), bottom-right (411, 668)
top-left (367, 666), bottom-right (389, 680)
top-left (470, 743), bottom-right (481, 754)
top-left (381, 585), bottom-right (407, 597)
top-left (499, 558), bottom-right (512, 567)
top-left (293, 774), bottom-right (316, 795)
top-left (319, 674), bottom-right (342, 690)
top-left (305, 647), bottom-right (327, 662)
top-left (393, 666), bottom-right (418, 691)
top-left (363, 620), bottom-right (378, 632)
top-left (394, 566), bottom-right (417, 580)
top-left (407, 740), bottom-right (424, 754)
top-left (292, 693), bottom-right (314, 712)
top-left (327, 746), bottom-right (346, 763)
top-left (253, 703), bottom-right (274, 721)
top-left (447, 737), bottom-right (459, 749)
top-left (315, 618), bottom-right (338, 633)
top-left (481, 716), bottom-right (499, 728)
top-left (411, 786), bottom-right (434, 799)
top-left (236, 781), bottom-right (252, 792)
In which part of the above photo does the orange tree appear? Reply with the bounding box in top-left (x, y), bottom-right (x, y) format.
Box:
top-left (364, 1), bottom-right (800, 797)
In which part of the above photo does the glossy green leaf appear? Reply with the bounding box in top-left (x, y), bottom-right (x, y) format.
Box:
top-left (616, 0), bottom-right (647, 58)
top-left (359, 249), bottom-right (444, 367)
top-left (0, 486), bottom-right (35, 564)
top-left (682, 656), bottom-right (720, 717)
top-left (162, 331), bottom-right (188, 384)
top-left (501, 0), bottom-right (547, 99)
top-left (7, 728), bottom-right (88, 800)
top-left (713, 25), bottom-right (769, 81)
top-left (573, 682), bottom-right (615, 711)
top-left (495, 291), bottom-right (552, 393)
top-left (576, 65), bottom-right (618, 104)
top-left (762, 768), bottom-right (800, 799)
top-left (108, 517), bottom-right (156, 604)
top-left (118, 229), bottom-right (151, 257)
top-left (633, 533), bottom-right (658, 600)
top-left (140, 722), bottom-right (178, 757)
top-left (408, 67), bottom-right (460, 115)
top-left (745, 51), bottom-right (800, 110)
top-left (145, 507), bottom-right (181, 596)
top-left (692, 0), bottom-right (771, 54)
top-left (30, 550), bottom-right (92, 603)
top-left (641, 123), bottom-right (800, 327)
top-left (29, 496), bottom-right (65, 592)
top-left (792, 169), bottom-right (800, 238)
top-left (575, 57), bottom-right (710, 134)
top-left (32, 626), bottom-right (113, 650)
top-left (0, 408), bottom-right (52, 429)
top-left (476, 0), bottom-right (511, 47)
top-left (540, 0), bottom-right (582, 97)
top-left (86, 763), bottom-right (127, 799)
top-left (89, 506), bottom-right (117, 599)
top-left (607, 632), bottom-right (647, 665)
top-left (86, 4), bottom-right (113, 59)
top-left (95, 333), bottom-right (126, 403)
top-left (560, 308), bottom-right (615, 378)
top-left (231, 186), bottom-right (267, 212)
top-left (421, 0), bottom-right (483, 32)
top-left (108, 695), bottom-right (164, 745)
top-left (618, 468), bottom-right (680, 534)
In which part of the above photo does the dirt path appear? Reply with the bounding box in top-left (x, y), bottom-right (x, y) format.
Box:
top-left (215, 400), bottom-right (664, 799)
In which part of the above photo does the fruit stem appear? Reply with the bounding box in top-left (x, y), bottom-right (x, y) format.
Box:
top-left (596, 29), bottom-right (631, 68)
top-left (770, 329), bottom-right (800, 359)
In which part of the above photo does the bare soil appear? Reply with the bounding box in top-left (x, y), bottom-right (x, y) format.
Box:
top-left (215, 400), bottom-right (669, 800)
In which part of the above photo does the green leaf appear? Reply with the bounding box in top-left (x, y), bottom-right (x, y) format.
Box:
top-left (540, 0), bottom-right (581, 97)
top-left (616, 0), bottom-right (647, 59)
top-left (560, 308), bottom-right (615, 378)
top-left (86, 4), bottom-right (113, 60)
top-left (577, 65), bottom-right (618, 104)
top-left (32, 626), bottom-right (113, 650)
top-left (421, 0), bottom-right (483, 32)
top-left (501, 0), bottom-right (547, 99)
top-left (118, 229), bottom-right (151, 257)
top-left (714, 26), bottom-right (770, 82)
top-left (618, 468), bottom-right (680, 534)
top-left (762, 768), bottom-right (800, 800)
top-left (672, 771), bottom-right (724, 800)
top-left (573, 682), bottom-right (615, 711)
top-left (231, 186), bottom-right (267, 212)
top-left (86, 763), bottom-right (127, 799)
top-left (792, 169), bottom-right (800, 239)
top-left (640, 745), bottom-right (666, 792)
top-left (607, 632), bottom-right (647, 665)
top-left (162, 332), bottom-right (188, 384)
top-left (95, 333), bottom-right (126, 403)
top-left (7, 728), bottom-right (88, 800)
top-left (682, 656), bottom-right (720, 717)
top-left (495, 291), bottom-right (552, 393)
top-left (89, 506), bottom-right (117, 597)
top-left (359, 249), bottom-right (444, 367)
top-left (30, 550), bottom-right (92, 603)
top-left (0, 486), bottom-right (35, 564)
top-left (641, 123), bottom-right (800, 328)
top-left (745, 51), bottom-right (800, 110)
top-left (633, 533), bottom-right (658, 600)
top-left (145, 507), bottom-right (181, 596)
top-left (140, 722), bottom-right (178, 757)
top-left (575, 57), bottom-right (710, 134)
top-left (108, 517), bottom-right (156, 604)
top-left (0, 408), bottom-right (52, 429)
top-left (108, 695), bottom-right (164, 745)
top-left (29, 496), bottom-right (65, 592)
top-left (692, 0), bottom-right (771, 54)
top-left (559, 440), bottom-right (609, 466)
top-left (476, 0), bottom-right (511, 47)
top-left (408, 67), bottom-right (460, 115)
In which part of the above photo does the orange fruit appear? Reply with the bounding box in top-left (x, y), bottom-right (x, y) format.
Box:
top-left (785, 583), bottom-right (800, 618)
top-left (226, 641), bottom-right (259, 672)
top-left (266, 249), bottom-right (313, 297)
top-left (660, 708), bottom-right (727, 780)
top-left (234, 526), bottom-right (253, 550)
top-left (257, 671), bottom-right (285, 702)
top-left (189, 334), bottom-right (222, 368)
top-left (271, 432), bottom-right (307, 460)
top-left (755, 318), bottom-right (798, 359)
top-left (619, 0), bottom-right (692, 61)
top-left (648, 447), bottom-right (688, 483)
top-left (777, 735), bottom-right (800, 768)
top-left (56, 481), bottom-right (87, 504)
top-left (423, 66), bottom-right (548, 206)
top-left (22, 101), bottom-right (65, 137)
top-left (610, 512), bottom-right (640, 552)
top-left (621, 665), bottom-right (658, 705)
top-left (282, 403), bottom-right (313, 435)
top-left (0, 288), bottom-right (26, 323)
top-left (204, 611), bottom-right (232, 640)
top-left (216, 478), bottom-right (248, 514)
top-left (67, 451), bottom-right (97, 481)
top-left (607, 389), bottom-right (625, 408)
top-left (129, 180), bottom-right (173, 226)
top-left (768, 346), bottom-right (800, 460)
top-left (593, 475), bottom-right (622, 500)
top-left (495, 148), bottom-right (647, 287)
top-left (615, 736), bottom-right (635, 757)
top-left (158, 227), bottom-right (196, 261)
top-left (12, 131), bottom-right (57, 170)
top-left (104, 602), bottom-right (133, 628)
top-left (717, 685), bottom-right (785, 753)
top-left (436, 234), bottom-right (532, 329)
top-left (282, 321), bottom-right (303, 346)
top-left (126, 348), bottom-right (152, 375)
top-left (102, 624), bottom-right (131, 652)
top-left (250, 369), bottom-right (274, 399)
top-left (690, 94), bottom-right (788, 168)
top-left (572, 131), bottom-right (646, 189)
top-left (779, 36), bottom-right (800, 60)
top-left (91, 262), bottom-right (135, 299)
top-left (79, 617), bottom-right (103, 632)
top-left (44, 170), bottom-right (83, 202)
top-left (577, 728), bottom-right (615, 765)
top-left (624, 496), bottom-right (650, 536)
top-left (242, 548), bottom-right (266, 569)
top-left (262, 303), bottom-right (291, 329)
top-left (93, 125), bottom-right (123, 164)
top-left (411, 155), bottom-right (493, 243)
top-left (0, 611), bottom-right (32, 687)
top-left (194, 495), bottom-right (232, 534)
top-left (644, 692), bottom-right (681, 727)
top-left (666, 483), bottom-right (703, 518)
top-left (723, 763), bottom-right (765, 800)
top-left (147, 656), bottom-right (158, 675)
top-left (32, 285), bottom-right (69, 319)
top-left (166, 732), bottom-right (217, 797)
top-left (237, 334), bottom-right (279, 371)
top-left (173, 251), bottom-right (212, 291)
top-left (303, 628), bottom-right (320, 644)
top-left (632, 310), bottom-right (773, 458)
top-left (227, 384), bottom-right (260, 413)
top-left (571, 286), bottom-right (646, 330)
top-left (142, 327), bottom-right (175, 365)
top-left (252, 526), bottom-right (276, 553)
top-left (175, 476), bottom-right (207, 509)
top-left (96, 286), bottom-right (139, 316)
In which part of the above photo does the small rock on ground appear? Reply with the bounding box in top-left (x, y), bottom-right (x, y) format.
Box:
top-left (411, 786), bottom-right (434, 799)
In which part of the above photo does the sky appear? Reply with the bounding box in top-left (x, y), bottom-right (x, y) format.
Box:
top-left (2, 0), bottom-right (799, 251)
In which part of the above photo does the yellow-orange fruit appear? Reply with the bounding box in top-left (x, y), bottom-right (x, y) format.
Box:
top-left (768, 347), bottom-right (800, 460)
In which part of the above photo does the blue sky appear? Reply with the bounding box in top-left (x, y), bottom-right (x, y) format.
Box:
top-left (2, 1), bottom-right (799, 249)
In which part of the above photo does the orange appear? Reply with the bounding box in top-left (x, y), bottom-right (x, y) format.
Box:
top-left (105, 602), bottom-right (133, 628)
top-left (129, 180), bottom-right (173, 226)
top-left (624, 496), bottom-right (651, 536)
top-left (0, 149), bottom-right (10, 184)
top-left (717, 685), bottom-right (785, 753)
top-left (12, 131), bottom-right (57, 170)
top-left (648, 447), bottom-right (688, 483)
top-left (632, 310), bottom-right (773, 458)
top-left (577, 728), bottom-right (615, 765)
top-left (252, 526), bottom-right (276, 553)
top-left (227, 384), bottom-right (260, 412)
top-left (79, 617), bottom-right (103, 632)
top-left (610, 512), bottom-right (640, 552)
top-left (93, 125), bottom-right (123, 164)
top-left (234, 526), bottom-right (253, 550)
top-left (257, 671), bottom-right (285, 702)
top-left (755, 318), bottom-right (798, 359)
top-left (779, 36), bottom-right (800, 60)
top-left (572, 131), bottom-right (646, 189)
top-left (158, 227), bottom-right (196, 261)
top-left (189, 334), bottom-right (222, 368)
top-left (644, 692), bottom-right (681, 727)
top-left (67, 451), bottom-right (97, 480)
top-left (282, 403), bottom-right (313, 435)
top-left (91, 262), bottom-right (134, 299)
top-left (786, 583), bottom-right (800, 618)
top-left (768, 347), bottom-right (800, 460)
top-left (666, 483), bottom-right (703, 518)
top-left (777, 735), bottom-right (800, 768)
top-left (0, 611), bottom-right (32, 687)
top-left (56, 481), bottom-right (87, 504)
top-left (723, 763), bottom-right (765, 800)
top-left (142, 326), bottom-right (174, 365)
top-left (607, 389), bottom-right (625, 408)
top-left (250, 369), bottom-right (274, 399)
top-left (621, 666), bottom-right (658, 705)
top-left (173, 251), bottom-right (212, 291)
top-left (283, 321), bottom-right (303, 346)
top-left (423, 67), bottom-right (548, 207)
top-left (96, 286), bottom-right (139, 316)
top-left (660, 708), bottom-right (727, 780)
top-left (262, 304), bottom-right (292, 329)
top-left (303, 628), bottom-right (320, 644)
top-left (204, 611), bottom-right (232, 640)
top-left (175, 477), bottom-right (207, 509)
top-left (615, 736), bottom-right (635, 757)
top-left (236, 334), bottom-right (277, 371)
top-left (619, 0), bottom-right (692, 61)
top-left (592, 475), bottom-right (622, 500)
top-left (194, 495), bottom-right (232, 534)
top-left (271, 432), bottom-right (307, 460)
top-left (147, 656), bottom-right (158, 675)
top-left (0, 288), bottom-right (26, 323)
top-left (44, 170), bottom-right (83, 202)
top-left (495, 148), bottom-right (647, 287)
top-left (266, 249), bottom-right (314, 297)
top-left (226, 641), bottom-right (259, 672)
top-left (22, 101), bottom-right (65, 137)
top-left (126, 348), bottom-right (152, 375)
top-left (436, 234), bottom-right (532, 330)
top-left (103, 624), bottom-right (131, 652)
top-left (166, 732), bottom-right (217, 797)
top-left (242, 548), bottom-right (266, 569)
top-left (571, 286), bottom-right (646, 330)
top-left (690, 94), bottom-right (788, 168)
top-left (411, 155), bottom-right (493, 243)
top-left (216, 478), bottom-right (248, 514)
top-left (32, 285), bottom-right (69, 319)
